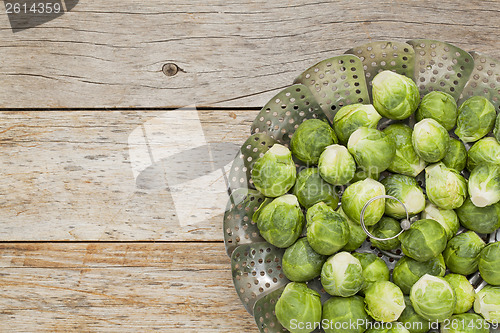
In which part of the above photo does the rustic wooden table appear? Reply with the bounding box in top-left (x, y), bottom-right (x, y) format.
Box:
top-left (0, 1), bottom-right (499, 332)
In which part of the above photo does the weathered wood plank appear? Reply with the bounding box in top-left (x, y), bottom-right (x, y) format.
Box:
top-left (0, 0), bottom-right (498, 108)
top-left (0, 242), bottom-right (257, 332)
top-left (0, 110), bottom-right (257, 241)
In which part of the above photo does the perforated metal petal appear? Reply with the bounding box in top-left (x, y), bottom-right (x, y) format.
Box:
top-left (227, 133), bottom-right (278, 192)
top-left (253, 285), bottom-right (287, 333)
top-left (459, 51), bottom-right (500, 112)
top-left (224, 188), bottom-right (267, 256)
top-left (251, 84), bottom-right (329, 147)
top-left (408, 39), bottom-right (474, 100)
top-left (345, 41), bottom-right (416, 98)
top-left (231, 242), bottom-right (289, 315)
top-left (294, 55), bottom-right (370, 122)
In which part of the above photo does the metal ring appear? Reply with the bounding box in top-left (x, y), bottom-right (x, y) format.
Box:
top-left (359, 195), bottom-right (411, 241)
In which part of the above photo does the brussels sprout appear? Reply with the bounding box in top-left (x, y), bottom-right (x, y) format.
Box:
top-left (443, 231), bottom-right (486, 275)
top-left (306, 202), bottom-right (350, 255)
top-left (338, 206), bottom-right (368, 252)
top-left (352, 252), bottom-right (390, 293)
top-left (333, 104), bottom-right (382, 144)
top-left (383, 124), bottom-right (427, 177)
top-left (442, 138), bottom-right (467, 172)
top-left (364, 281), bottom-right (405, 322)
top-left (455, 199), bottom-right (500, 234)
top-left (467, 137), bottom-right (500, 172)
top-left (381, 174), bottom-right (425, 219)
top-left (366, 324), bottom-right (411, 333)
top-left (348, 127), bottom-right (396, 175)
top-left (410, 274), bottom-right (456, 322)
top-left (399, 219), bottom-right (448, 262)
top-left (441, 313), bottom-right (489, 333)
top-left (416, 91), bottom-right (458, 131)
top-left (351, 167), bottom-right (380, 183)
top-left (342, 178), bottom-right (386, 226)
top-left (275, 282), bottom-right (322, 333)
top-left (252, 144), bottom-right (297, 197)
top-left (478, 242), bottom-right (500, 286)
top-left (468, 163), bottom-right (500, 208)
top-left (425, 163), bottom-right (468, 210)
top-left (282, 238), bottom-right (326, 282)
top-left (368, 216), bottom-right (402, 251)
top-left (253, 194), bottom-right (304, 248)
top-left (455, 96), bottom-right (496, 143)
top-left (318, 144), bottom-right (356, 186)
top-left (321, 252), bottom-right (364, 297)
top-left (412, 119), bottom-right (450, 163)
top-left (293, 168), bottom-right (339, 210)
top-left (322, 296), bottom-right (371, 333)
top-left (392, 255), bottom-right (446, 295)
top-left (372, 70), bottom-right (420, 120)
top-left (443, 274), bottom-right (475, 314)
top-left (420, 202), bottom-right (460, 241)
top-left (495, 113), bottom-right (500, 143)
top-left (398, 296), bottom-right (432, 333)
top-left (474, 285), bottom-right (500, 324)
top-left (290, 118), bottom-right (338, 165)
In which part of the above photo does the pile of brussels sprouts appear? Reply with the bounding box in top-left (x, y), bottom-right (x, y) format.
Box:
top-left (249, 70), bottom-right (500, 333)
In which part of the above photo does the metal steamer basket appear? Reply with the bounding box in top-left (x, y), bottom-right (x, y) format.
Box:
top-left (223, 40), bottom-right (500, 333)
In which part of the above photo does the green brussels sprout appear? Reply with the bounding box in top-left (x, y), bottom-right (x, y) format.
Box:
top-left (348, 127), bottom-right (396, 175)
top-left (306, 202), bottom-right (350, 255)
top-left (342, 178), bottom-right (386, 226)
top-left (392, 255), bottom-right (446, 294)
top-left (322, 295), bottom-right (371, 333)
top-left (455, 199), bottom-right (500, 234)
top-left (275, 282), bottom-right (322, 333)
top-left (333, 104), bottom-right (382, 144)
top-left (290, 118), bottom-right (338, 165)
top-left (282, 238), bottom-right (326, 282)
top-left (425, 163), bottom-right (468, 210)
top-left (441, 313), bottom-right (489, 333)
top-left (455, 96), bottom-right (496, 143)
top-left (368, 216), bottom-right (402, 251)
top-left (293, 168), bottom-right (339, 210)
top-left (474, 285), bottom-right (500, 324)
top-left (442, 138), bottom-right (468, 172)
top-left (372, 70), bottom-right (420, 120)
top-left (366, 325), bottom-right (411, 333)
top-left (420, 202), bottom-right (460, 241)
top-left (442, 231), bottom-right (486, 276)
top-left (412, 119), bottom-right (450, 163)
top-left (410, 274), bottom-right (456, 322)
top-left (398, 296), bottom-right (432, 333)
top-left (399, 219), bottom-right (448, 262)
top-left (478, 242), bottom-right (500, 286)
top-left (252, 144), bottom-right (297, 197)
top-left (364, 281), bottom-right (405, 322)
top-left (352, 252), bottom-right (390, 293)
top-left (416, 91), bottom-right (458, 131)
top-left (253, 194), bottom-right (304, 248)
top-left (443, 274), bottom-right (475, 314)
top-left (318, 144), bottom-right (356, 186)
top-left (468, 163), bottom-right (500, 208)
top-left (467, 137), bottom-right (500, 172)
top-left (338, 206), bottom-right (368, 252)
top-left (351, 167), bottom-right (380, 183)
top-left (495, 112), bottom-right (500, 143)
top-left (321, 252), bottom-right (364, 297)
top-left (381, 174), bottom-right (425, 219)
top-left (383, 124), bottom-right (426, 177)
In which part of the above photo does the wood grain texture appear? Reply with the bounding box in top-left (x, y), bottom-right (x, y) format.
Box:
top-left (0, 110), bottom-right (257, 241)
top-left (0, 242), bottom-right (257, 332)
top-left (0, 0), bottom-right (498, 108)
